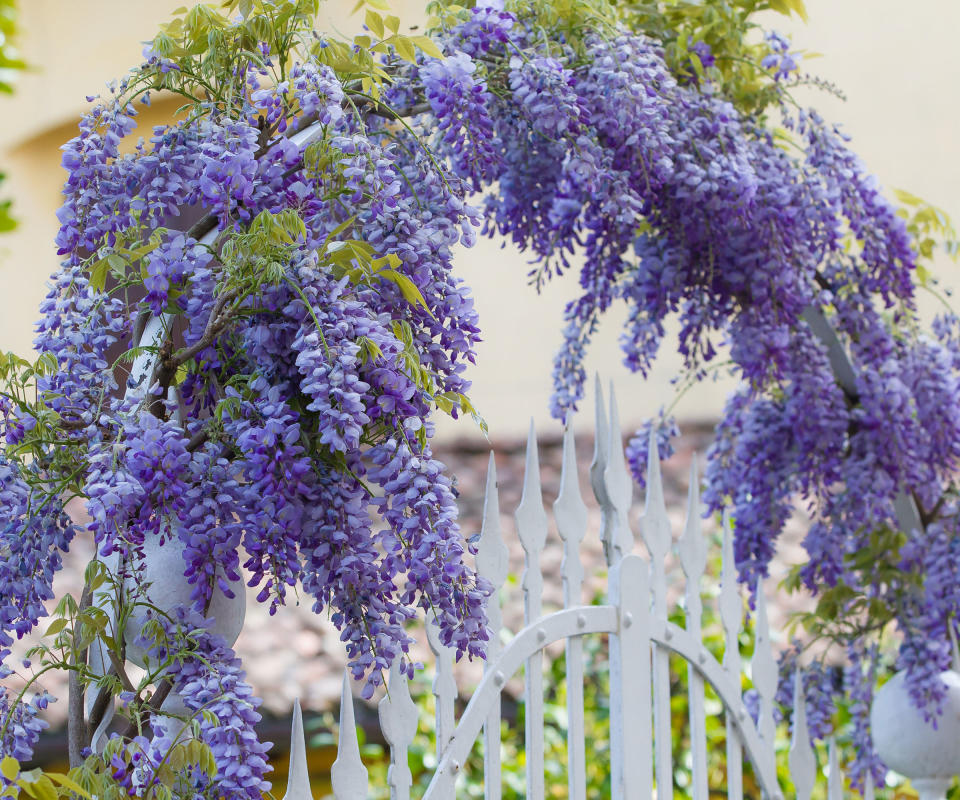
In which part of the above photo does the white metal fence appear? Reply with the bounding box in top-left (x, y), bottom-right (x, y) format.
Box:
top-left (281, 378), bottom-right (872, 800)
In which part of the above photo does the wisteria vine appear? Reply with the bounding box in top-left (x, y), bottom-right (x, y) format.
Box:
top-left (0, 0), bottom-right (956, 793)
top-left (0, 0), bottom-right (495, 785)
top-left (421, 0), bottom-right (959, 790)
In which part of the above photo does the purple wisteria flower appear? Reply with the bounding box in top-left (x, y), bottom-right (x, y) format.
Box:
top-left (0, 682), bottom-right (52, 762)
top-left (626, 415), bottom-right (680, 488)
top-left (134, 607), bottom-right (271, 800)
top-left (419, 51), bottom-right (500, 189)
top-left (762, 31), bottom-right (800, 80)
top-left (142, 233), bottom-right (213, 315)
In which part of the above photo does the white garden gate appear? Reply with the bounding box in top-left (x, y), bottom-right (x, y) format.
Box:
top-left (280, 378), bottom-right (867, 800)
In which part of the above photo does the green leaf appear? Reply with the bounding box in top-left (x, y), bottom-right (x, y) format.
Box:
top-left (357, 336), bottom-right (384, 364)
top-left (365, 9), bottom-right (384, 39)
top-left (113, 345), bottom-right (158, 367)
top-left (34, 352), bottom-right (57, 377)
top-left (371, 253), bottom-right (402, 270)
top-left (19, 775), bottom-right (57, 800)
top-left (384, 14), bottom-right (400, 34)
top-left (83, 560), bottom-right (107, 587)
top-left (391, 319), bottom-right (413, 347)
top-left (83, 606), bottom-right (110, 632)
top-left (47, 773), bottom-right (92, 799)
top-left (87, 258), bottom-right (110, 292)
top-left (166, 744), bottom-right (186, 772)
top-left (766, 0), bottom-right (792, 16)
top-left (411, 35), bottom-right (444, 60)
top-left (153, 783), bottom-right (173, 800)
top-left (894, 188), bottom-right (924, 206)
top-left (379, 269), bottom-right (435, 318)
top-left (74, 623), bottom-right (97, 651)
top-left (44, 618), bottom-right (68, 637)
top-left (786, 0), bottom-right (809, 21)
top-left (320, 216), bottom-right (357, 253)
top-left (688, 50), bottom-right (705, 81)
top-left (392, 35), bottom-right (417, 64)
top-left (1, 757), bottom-right (18, 781)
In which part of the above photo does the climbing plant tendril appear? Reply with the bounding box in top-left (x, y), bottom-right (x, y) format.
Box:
top-left (0, 0), bottom-right (958, 794)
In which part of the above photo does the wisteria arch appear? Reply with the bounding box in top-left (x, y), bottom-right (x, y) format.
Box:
top-left (1, 0), bottom-right (958, 793)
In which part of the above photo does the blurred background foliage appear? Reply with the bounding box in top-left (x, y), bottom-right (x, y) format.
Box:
top-left (0, 0), bottom-right (24, 94)
top-left (0, 0), bottom-right (23, 234)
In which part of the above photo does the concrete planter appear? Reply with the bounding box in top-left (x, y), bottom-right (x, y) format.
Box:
top-left (121, 531), bottom-right (246, 667)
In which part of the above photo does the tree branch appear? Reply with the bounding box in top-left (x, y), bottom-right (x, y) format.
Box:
top-left (67, 583), bottom-right (93, 768)
top-left (185, 428), bottom-right (210, 453)
top-left (146, 289), bottom-right (236, 417)
top-left (86, 667), bottom-right (117, 737)
top-left (802, 284), bottom-right (926, 535)
top-left (140, 92), bottom-right (432, 420)
top-left (120, 679), bottom-right (174, 741)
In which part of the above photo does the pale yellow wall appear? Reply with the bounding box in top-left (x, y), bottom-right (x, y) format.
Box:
top-left (1, 1), bottom-right (958, 444)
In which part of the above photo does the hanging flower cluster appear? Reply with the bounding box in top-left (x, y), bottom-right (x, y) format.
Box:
top-left (0, 0), bottom-right (494, 777)
top-left (413, 1), bottom-right (957, 787)
top-left (136, 607), bottom-right (272, 799)
top-left (0, 679), bottom-right (51, 762)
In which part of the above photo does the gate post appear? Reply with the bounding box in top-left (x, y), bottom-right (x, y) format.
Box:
top-left (609, 554), bottom-right (652, 799)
